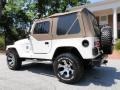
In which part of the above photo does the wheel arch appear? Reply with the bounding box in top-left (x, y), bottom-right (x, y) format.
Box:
top-left (52, 46), bottom-right (83, 61)
top-left (6, 48), bottom-right (19, 57)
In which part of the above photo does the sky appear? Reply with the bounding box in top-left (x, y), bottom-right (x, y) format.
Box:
top-left (90, 0), bottom-right (104, 3)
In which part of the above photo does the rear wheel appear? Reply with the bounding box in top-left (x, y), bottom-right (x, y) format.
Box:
top-left (53, 53), bottom-right (84, 84)
top-left (6, 49), bottom-right (22, 70)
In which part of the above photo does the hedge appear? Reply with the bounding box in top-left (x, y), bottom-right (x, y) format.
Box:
top-left (115, 39), bottom-right (120, 51)
top-left (0, 36), bottom-right (5, 50)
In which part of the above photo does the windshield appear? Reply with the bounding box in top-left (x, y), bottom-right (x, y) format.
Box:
top-left (84, 9), bottom-right (100, 37)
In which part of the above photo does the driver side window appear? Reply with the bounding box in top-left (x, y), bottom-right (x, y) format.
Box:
top-left (33, 21), bottom-right (50, 34)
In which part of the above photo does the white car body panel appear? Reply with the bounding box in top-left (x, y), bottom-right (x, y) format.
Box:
top-left (30, 36), bottom-right (52, 54)
top-left (6, 39), bottom-right (32, 58)
top-left (6, 37), bottom-right (97, 60)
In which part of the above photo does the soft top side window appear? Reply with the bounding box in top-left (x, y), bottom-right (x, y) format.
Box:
top-left (33, 21), bottom-right (50, 34)
top-left (57, 13), bottom-right (81, 35)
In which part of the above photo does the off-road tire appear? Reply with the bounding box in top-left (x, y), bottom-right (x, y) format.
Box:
top-left (101, 26), bottom-right (113, 54)
top-left (53, 53), bottom-right (84, 84)
top-left (6, 49), bottom-right (22, 70)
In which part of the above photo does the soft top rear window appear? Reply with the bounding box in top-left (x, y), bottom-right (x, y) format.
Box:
top-left (84, 9), bottom-right (100, 37)
top-left (57, 13), bottom-right (80, 35)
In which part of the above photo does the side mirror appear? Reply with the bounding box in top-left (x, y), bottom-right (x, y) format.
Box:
top-left (26, 27), bottom-right (30, 34)
top-left (25, 27), bottom-right (30, 39)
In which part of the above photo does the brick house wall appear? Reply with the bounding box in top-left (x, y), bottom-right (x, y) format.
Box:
top-left (108, 14), bottom-right (120, 38)
top-left (108, 15), bottom-right (113, 27)
top-left (96, 14), bottom-right (120, 38)
top-left (108, 14), bottom-right (120, 30)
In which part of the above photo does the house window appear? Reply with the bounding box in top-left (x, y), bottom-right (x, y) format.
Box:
top-left (100, 16), bottom-right (107, 21)
top-left (100, 16), bottom-right (108, 25)
top-left (118, 14), bottom-right (120, 22)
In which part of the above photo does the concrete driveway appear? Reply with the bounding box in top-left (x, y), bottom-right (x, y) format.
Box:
top-left (0, 54), bottom-right (120, 90)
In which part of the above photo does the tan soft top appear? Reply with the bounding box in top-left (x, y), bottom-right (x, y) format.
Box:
top-left (49, 8), bottom-right (84, 18)
top-left (34, 8), bottom-right (85, 22)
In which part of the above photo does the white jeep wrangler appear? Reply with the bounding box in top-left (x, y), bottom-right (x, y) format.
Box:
top-left (6, 8), bottom-right (113, 84)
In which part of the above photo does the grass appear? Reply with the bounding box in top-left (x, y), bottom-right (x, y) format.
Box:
top-left (0, 36), bottom-right (5, 50)
top-left (115, 39), bottom-right (120, 51)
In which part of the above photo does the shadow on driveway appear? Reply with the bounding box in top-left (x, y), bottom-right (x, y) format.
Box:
top-left (21, 63), bottom-right (120, 87)
top-left (77, 66), bottom-right (120, 87)
top-left (22, 63), bottom-right (54, 77)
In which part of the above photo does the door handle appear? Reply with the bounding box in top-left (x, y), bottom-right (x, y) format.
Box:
top-left (45, 42), bottom-right (49, 44)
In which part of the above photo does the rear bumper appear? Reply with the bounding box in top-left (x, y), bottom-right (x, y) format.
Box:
top-left (92, 51), bottom-right (108, 66)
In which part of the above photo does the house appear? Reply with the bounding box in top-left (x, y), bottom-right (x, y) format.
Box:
top-left (0, 0), bottom-right (6, 17)
top-left (68, 0), bottom-right (120, 41)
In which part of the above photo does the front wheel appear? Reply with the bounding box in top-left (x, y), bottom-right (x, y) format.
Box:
top-left (53, 53), bottom-right (84, 84)
top-left (6, 49), bottom-right (22, 70)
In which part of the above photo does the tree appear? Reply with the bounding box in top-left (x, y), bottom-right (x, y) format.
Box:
top-left (0, 0), bottom-right (90, 46)
top-left (0, 0), bottom-right (37, 45)
top-left (37, 0), bottom-right (90, 18)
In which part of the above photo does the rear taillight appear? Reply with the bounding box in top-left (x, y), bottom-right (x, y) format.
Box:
top-left (94, 41), bottom-right (100, 48)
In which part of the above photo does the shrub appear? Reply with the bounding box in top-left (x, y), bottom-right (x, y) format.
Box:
top-left (115, 39), bottom-right (120, 51)
top-left (0, 36), bottom-right (5, 50)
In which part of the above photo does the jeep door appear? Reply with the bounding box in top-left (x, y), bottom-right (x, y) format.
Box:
top-left (30, 19), bottom-right (52, 54)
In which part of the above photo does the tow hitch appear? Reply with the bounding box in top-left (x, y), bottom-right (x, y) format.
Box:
top-left (103, 60), bottom-right (108, 65)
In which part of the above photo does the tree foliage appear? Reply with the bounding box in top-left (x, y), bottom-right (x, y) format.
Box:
top-left (0, 0), bottom-right (90, 46)
top-left (0, 0), bottom-right (37, 45)
top-left (37, 0), bottom-right (90, 18)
